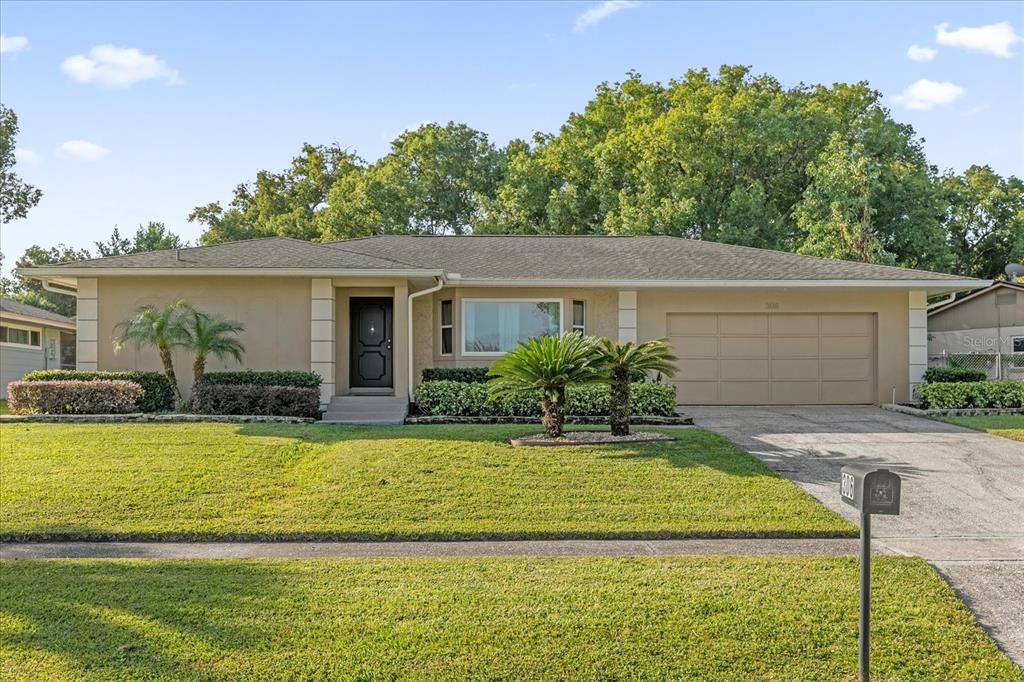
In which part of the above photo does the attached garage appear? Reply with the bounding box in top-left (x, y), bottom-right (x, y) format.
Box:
top-left (668, 312), bottom-right (876, 405)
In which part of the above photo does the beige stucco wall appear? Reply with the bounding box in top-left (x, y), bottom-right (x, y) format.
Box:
top-left (636, 288), bottom-right (911, 404)
top-left (96, 277), bottom-right (311, 397)
top-left (410, 286), bottom-right (618, 388)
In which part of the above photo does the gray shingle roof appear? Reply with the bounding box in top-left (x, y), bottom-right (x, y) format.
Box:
top-left (39, 237), bottom-right (419, 270)
top-left (29, 234), bottom-right (979, 283)
top-left (324, 235), bottom-right (974, 282)
top-left (0, 297), bottom-right (75, 326)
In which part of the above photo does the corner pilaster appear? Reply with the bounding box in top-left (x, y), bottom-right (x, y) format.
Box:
top-left (618, 290), bottom-right (638, 343)
top-left (909, 290), bottom-right (927, 399)
top-left (311, 278), bottom-right (336, 408)
top-left (76, 278), bottom-right (98, 370)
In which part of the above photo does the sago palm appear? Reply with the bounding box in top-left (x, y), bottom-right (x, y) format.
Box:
top-left (113, 301), bottom-right (190, 405)
top-left (488, 332), bottom-right (604, 438)
top-left (183, 308), bottom-right (246, 385)
top-left (597, 338), bottom-right (678, 436)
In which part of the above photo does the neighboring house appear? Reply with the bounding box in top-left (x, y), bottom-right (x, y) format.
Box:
top-left (20, 236), bottom-right (986, 415)
top-left (927, 281), bottom-right (1024, 379)
top-left (0, 297), bottom-right (77, 399)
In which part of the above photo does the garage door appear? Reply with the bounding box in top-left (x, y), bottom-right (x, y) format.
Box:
top-left (667, 313), bottom-right (875, 405)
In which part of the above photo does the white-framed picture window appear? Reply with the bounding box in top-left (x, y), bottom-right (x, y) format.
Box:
top-left (462, 299), bottom-right (562, 355)
top-left (440, 299), bottom-right (454, 355)
top-left (1013, 336), bottom-right (1024, 354)
top-left (0, 323), bottom-right (42, 348)
top-left (572, 300), bottom-right (585, 335)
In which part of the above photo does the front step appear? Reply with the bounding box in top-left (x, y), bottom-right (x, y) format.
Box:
top-left (321, 395), bottom-right (408, 425)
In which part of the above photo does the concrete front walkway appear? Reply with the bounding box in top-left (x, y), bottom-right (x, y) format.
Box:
top-left (0, 538), bottom-right (864, 560)
top-left (687, 405), bottom-right (1024, 667)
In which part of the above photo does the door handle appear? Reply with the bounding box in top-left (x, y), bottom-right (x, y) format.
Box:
top-left (386, 338), bottom-right (392, 350)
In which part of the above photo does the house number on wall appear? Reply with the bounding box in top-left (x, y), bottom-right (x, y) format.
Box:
top-left (765, 302), bottom-right (780, 310)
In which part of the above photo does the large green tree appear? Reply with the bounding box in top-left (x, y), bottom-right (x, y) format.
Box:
top-left (190, 144), bottom-right (362, 244)
top-left (0, 105), bottom-right (43, 224)
top-left (317, 122), bottom-right (504, 239)
top-left (95, 222), bottom-right (186, 256)
top-left (940, 166), bottom-right (1024, 279)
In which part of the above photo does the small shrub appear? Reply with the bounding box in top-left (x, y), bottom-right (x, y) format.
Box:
top-left (414, 380), bottom-right (676, 417)
top-left (200, 370), bottom-right (322, 389)
top-left (922, 367), bottom-right (988, 384)
top-left (7, 380), bottom-right (143, 415)
top-left (421, 367), bottom-right (490, 384)
top-left (21, 370), bottom-right (173, 412)
top-left (191, 383), bottom-right (320, 418)
top-left (918, 380), bottom-right (1024, 409)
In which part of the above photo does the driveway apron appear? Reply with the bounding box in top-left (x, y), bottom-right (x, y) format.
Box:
top-left (687, 405), bottom-right (1024, 668)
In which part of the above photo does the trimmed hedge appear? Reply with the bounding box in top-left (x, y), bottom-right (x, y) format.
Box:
top-left (191, 383), bottom-right (321, 418)
top-left (922, 367), bottom-right (988, 384)
top-left (21, 370), bottom-right (173, 412)
top-left (200, 370), bottom-right (322, 389)
top-left (918, 380), bottom-right (1024, 409)
top-left (7, 380), bottom-right (143, 415)
top-left (414, 380), bottom-right (677, 417)
top-left (421, 367), bottom-right (491, 384)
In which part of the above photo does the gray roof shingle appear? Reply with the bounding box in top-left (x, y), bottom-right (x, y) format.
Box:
top-left (39, 237), bottom-right (420, 270)
top-left (324, 235), bottom-right (974, 282)
top-left (28, 234), bottom-right (979, 283)
top-left (0, 297), bottom-right (75, 325)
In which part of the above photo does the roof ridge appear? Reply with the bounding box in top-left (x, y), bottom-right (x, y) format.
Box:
top-left (39, 235), bottom-right (295, 268)
top-left (318, 241), bottom-right (424, 268)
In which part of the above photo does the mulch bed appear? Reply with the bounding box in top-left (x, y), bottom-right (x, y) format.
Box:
top-left (509, 431), bottom-right (675, 447)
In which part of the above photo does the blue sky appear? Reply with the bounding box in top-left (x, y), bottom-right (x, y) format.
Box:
top-left (1, 1), bottom-right (1022, 274)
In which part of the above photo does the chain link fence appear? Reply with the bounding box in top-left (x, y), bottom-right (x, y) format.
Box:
top-left (928, 352), bottom-right (1024, 380)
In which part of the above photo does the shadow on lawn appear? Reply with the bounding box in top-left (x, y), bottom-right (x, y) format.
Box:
top-left (233, 422), bottom-right (778, 479)
top-left (0, 560), bottom-right (281, 679)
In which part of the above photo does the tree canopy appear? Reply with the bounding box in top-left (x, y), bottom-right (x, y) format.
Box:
top-left (1, 104), bottom-right (43, 224)
top-left (187, 66), bottom-right (1022, 278)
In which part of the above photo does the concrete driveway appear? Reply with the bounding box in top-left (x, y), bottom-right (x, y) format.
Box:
top-left (687, 405), bottom-right (1024, 667)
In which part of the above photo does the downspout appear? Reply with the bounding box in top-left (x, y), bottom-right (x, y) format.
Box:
top-left (407, 276), bottom-right (446, 402)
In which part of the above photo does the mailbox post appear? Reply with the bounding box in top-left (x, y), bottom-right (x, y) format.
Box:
top-left (840, 466), bottom-right (901, 682)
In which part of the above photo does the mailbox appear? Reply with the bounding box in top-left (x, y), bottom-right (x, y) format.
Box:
top-left (840, 466), bottom-right (901, 515)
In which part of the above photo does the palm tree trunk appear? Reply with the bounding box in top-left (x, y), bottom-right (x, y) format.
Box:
top-left (541, 387), bottom-right (566, 438)
top-left (193, 353), bottom-right (206, 387)
top-left (609, 366), bottom-right (631, 436)
top-left (158, 344), bottom-right (183, 406)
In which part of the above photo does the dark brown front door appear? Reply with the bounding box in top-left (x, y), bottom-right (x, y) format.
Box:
top-left (350, 297), bottom-right (393, 388)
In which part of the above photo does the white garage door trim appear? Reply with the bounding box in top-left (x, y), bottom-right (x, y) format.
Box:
top-left (668, 312), bottom-right (877, 405)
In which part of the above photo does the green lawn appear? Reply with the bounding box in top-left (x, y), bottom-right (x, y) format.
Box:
top-left (0, 399), bottom-right (8, 415)
top-left (938, 415), bottom-right (1024, 442)
top-left (1, 556), bottom-right (1019, 681)
top-left (0, 423), bottom-right (854, 540)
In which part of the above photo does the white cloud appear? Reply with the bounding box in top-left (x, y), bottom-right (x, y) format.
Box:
top-left (893, 79), bottom-right (965, 110)
top-left (574, 1), bottom-right (641, 33)
top-left (56, 140), bottom-right (110, 161)
top-left (935, 21), bottom-right (1021, 58)
top-left (0, 35), bottom-right (29, 54)
top-left (906, 44), bottom-right (937, 61)
top-left (60, 45), bottom-right (182, 88)
top-left (14, 148), bottom-right (40, 164)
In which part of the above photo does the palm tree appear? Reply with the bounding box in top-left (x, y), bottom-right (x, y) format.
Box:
top-left (114, 301), bottom-right (190, 405)
top-left (488, 332), bottom-right (604, 438)
top-left (597, 338), bottom-right (678, 436)
top-left (182, 308), bottom-right (246, 385)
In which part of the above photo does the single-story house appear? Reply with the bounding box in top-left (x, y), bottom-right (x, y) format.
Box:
top-left (0, 297), bottom-right (77, 398)
top-left (20, 235), bottom-right (986, 416)
top-left (927, 280), bottom-right (1024, 379)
